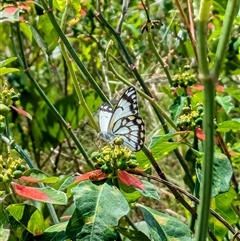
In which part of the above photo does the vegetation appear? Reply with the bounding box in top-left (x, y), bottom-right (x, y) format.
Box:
top-left (0, 0), bottom-right (240, 240)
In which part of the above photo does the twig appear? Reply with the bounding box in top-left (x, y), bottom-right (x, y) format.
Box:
top-left (116, 0), bottom-right (130, 34)
top-left (174, 0), bottom-right (198, 60)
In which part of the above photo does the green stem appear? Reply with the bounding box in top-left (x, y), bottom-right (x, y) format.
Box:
top-left (140, 0), bottom-right (172, 85)
top-left (95, 11), bottom-right (149, 93)
top-left (116, 0), bottom-right (129, 34)
top-left (195, 1), bottom-right (214, 241)
top-left (4, 182), bottom-right (18, 204)
top-left (196, 0), bottom-right (238, 240)
top-left (146, 23), bottom-right (173, 85)
top-left (10, 24), bottom-right (93, 169)
top-left (174, 0), bottom-right (198, 59)
top-left (212, 0), bottom-right (238, 78)
top-left (161, 11), bottom-right (177, 42)
top-left (40, 0), bottom-right (109, 104)
top-left (59, 2), bottom-right (98, 131)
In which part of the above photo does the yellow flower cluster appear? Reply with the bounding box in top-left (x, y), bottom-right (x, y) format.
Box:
top-left (0, 155), bottom-right (26, 183)
top-left (91, 137), bottom-right (139, 174)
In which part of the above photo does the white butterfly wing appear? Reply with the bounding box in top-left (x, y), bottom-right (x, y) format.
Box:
top-left (99, 103), bottom-right (113, 132)
top-left (98, 87), bottom-right (145, 152)
top-left (108, 87), bottom-right (138, 130)
top-left (112, 115), bottom-right (145, 151)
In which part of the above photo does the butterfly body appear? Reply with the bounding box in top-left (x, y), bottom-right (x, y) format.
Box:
top-left (98, 87), bottom-right (145, 151)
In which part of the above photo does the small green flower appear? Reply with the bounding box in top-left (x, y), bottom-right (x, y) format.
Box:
top-left (114, 136), bottom-right (124, 146)
top-left (13, 170), bottom-right (23, 179)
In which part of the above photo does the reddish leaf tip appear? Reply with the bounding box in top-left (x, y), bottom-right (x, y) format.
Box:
top-left (118, 170), bottom-right (145, 190)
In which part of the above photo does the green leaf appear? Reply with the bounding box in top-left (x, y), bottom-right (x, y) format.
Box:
top-left (118, 227), bottom-right (150, 241)
top-left (20, 22), bottom-right (32, 42)
top-left (136, 180), bottom-right (160, 201)
top-left (21, 169), bottom-right (59, 183)
top-left (216, 95), bottom-right (234, 114)
top-left (136, 134), bottom-right (177, 169)
top-left (225, 87), bottom-right (240, 102)
top-left (69, 0), bottom-right (81, 18)
top-left (137, 204), bottom-right (192, 241)
top-left (185, 39), bottom-right (195, 57)
top-left (6, 204), bottom-right (45, 240)
top-left (38, 14), bottom-right (58, 52)
top-left (0, 67), bottom-right (20, 76)
top-left (0, 57), bottom-right (17, 68)
top-left (28, 23), bottom-right (48, 55)
top-left (0, 198), bottom-right (10, 240)
top-left (169, 96), bottom-right (188, 121)
top-left (150, 141), bottom-right (181, 160)
top-left (119, 181), bottom-right (142, 203)
top-left (54, 0), bottom-right (66, 12)
top-left (196, 153), bottom-right (233, 197)
top-left (66, 181), bottom-right (130, 240)
top-left (135, 150), bottom-right (151, 170)
top-left (212, 188), bottom-right (238, 225)
top-left (0, 199), bottom-right (8, 226)
top-left (209, 188), bottom-right (238, 240)
top-left (119, 179), bottom-right (160, 203)
top-left (217, 120), bottom-right (240, 132)
top-left (59, 175), bottom-right (76, 191)
top-left (149, 132), bottom-right (180, 148)
top-left (34, 222), bottom-right (68, 241)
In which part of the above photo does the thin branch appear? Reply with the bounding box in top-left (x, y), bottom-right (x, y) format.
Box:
top-left (212, 0), bottom-right (238, 78)
top-left (116, 0), bottom-right (130, 34)
top-left (174, 0), bottom-right (198, 60)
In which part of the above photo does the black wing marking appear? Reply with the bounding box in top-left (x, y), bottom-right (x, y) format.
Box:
top-left (112, 115), bottom-right (145, 151)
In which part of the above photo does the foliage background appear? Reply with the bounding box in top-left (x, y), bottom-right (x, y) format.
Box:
top-left (0, 0), bottom-right (240, 240)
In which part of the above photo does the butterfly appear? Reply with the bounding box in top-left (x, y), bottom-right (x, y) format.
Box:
top-left (98, 87), bottom-right (145, 152)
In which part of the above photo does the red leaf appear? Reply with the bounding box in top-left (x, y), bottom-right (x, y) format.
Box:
top-left (229, 151), bottom-right (239, 157)
top-left (3, 6), bottom-right (19, 14)
top-left (20, 176), bottom-right (40, 183)
top-left (216, 85), bottom-right (224, 92)
top-left (81, 8), bottom-right (86, 17)
top-left (192, 84), bottom-right (204, 91)
top-left (192, 84), bottom-right (224, 93)
top-left (208, 23), bottom-right (214, 29)
top-left (74, 170), bottom-right (108, 183)
top-left (186, 87), bottom-right (193, 96)
top-left (17, 3), bottom-right (31, 11)
top-left (196, 128), bottom-right (218, 143)
top-left (196, 128), bottom-right (205, 140)
top-left (12, 183), bottom-right (50, 201)
top-left (118, 170), bottom-right (145, 190)
top-left (60, 215), bottom-right (72, 221)
top-left (10, 105), bottom-right (32, 120)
